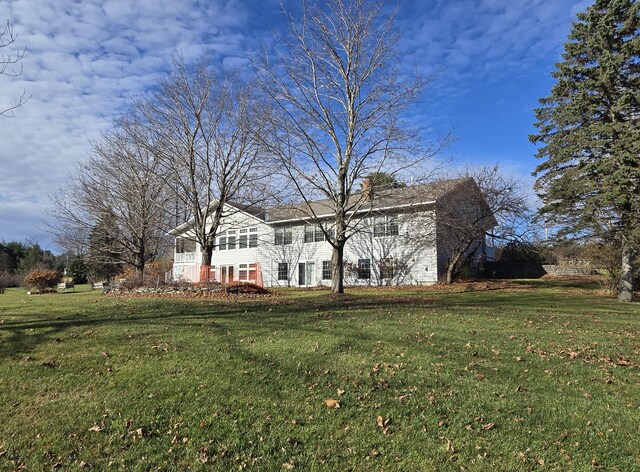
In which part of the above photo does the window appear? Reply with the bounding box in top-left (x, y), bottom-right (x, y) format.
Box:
top-left (236, 227), bottom-right (258, 248)
top-left (227, 231), bottom-right (236, 250)
top-left (249, 228), bottom-right (258, 248)
top-left (238, 263), bottom-right (257, 281)
top-left (248, 263), bottom-right (257, 280)
top-left (322, 260), bottom-right (332, 280)
top-left (373, 216), bottom-right (386, 237)
top-left (379, 258), bottom-right (395, 280)
top-left (218, 232), bottom-right (227, 251)
top-left (175, 237), bottom-right (197, 253)
top-left (387, 216), bottom-right (399, 236)
top-left (358, 259), bottom-right (371, 280)
top-left (278, 263), bottom-right (289, 281)
top-left (304, 225), bottom-right (314, 243)
top-left (275, 227), bottom-right (293, 245)
top-left (239, 229), bottom-right (248, 249)
top-left (373, 215), bottom-right (399, 237)
top-left (304, 224), bottom-right (326, 243)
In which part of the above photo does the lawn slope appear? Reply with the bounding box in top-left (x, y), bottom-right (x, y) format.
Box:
top-left (0, 281), bottom-right (638, 470)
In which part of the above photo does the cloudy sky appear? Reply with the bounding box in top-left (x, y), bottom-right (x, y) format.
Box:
top-left (0, 0), bottom-right (590, 251)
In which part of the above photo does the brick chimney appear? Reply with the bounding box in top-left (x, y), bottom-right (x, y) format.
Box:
top-left (362, 176), bottom-right (373, 201)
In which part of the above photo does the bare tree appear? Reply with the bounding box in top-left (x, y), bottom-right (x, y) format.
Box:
top-left (1, 19), bottom-right (29, 116)
top-left (124, 58), bottom-right (270, 281)
top-left (436, 166), bottom-right (531, 283)
top-left (254, 0), bottom-right (445, 293)
top-left (48, 128), bottom-right (170, 278)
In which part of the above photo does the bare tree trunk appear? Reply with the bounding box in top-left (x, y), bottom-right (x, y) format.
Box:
top-left (199, 243), bottom-right (214, 283)
top-left (618, 242), bottom-right (635, 302)
top-left (445, 264), bottom-right (454, 285)
top-left (331, 244), bottom-right (345, 294)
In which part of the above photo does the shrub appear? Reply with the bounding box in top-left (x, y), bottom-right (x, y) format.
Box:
top-left (23, 269), bottom-right (61, 293)
top-left (0, 271), bottom-right (21, 293)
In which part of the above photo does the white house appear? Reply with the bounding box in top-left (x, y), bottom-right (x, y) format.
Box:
top-left (169, 178), bottom-right (495, 287)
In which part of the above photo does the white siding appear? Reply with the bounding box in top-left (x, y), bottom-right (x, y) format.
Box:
top-left (172, 208), bottom-right (440, 287)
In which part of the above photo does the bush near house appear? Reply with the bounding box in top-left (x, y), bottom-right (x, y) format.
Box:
top-left (23, 269), bottom-right (61, 293)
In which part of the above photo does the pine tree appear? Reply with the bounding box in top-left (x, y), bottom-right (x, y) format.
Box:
top-left (531, 0), bottom-right (640, 302)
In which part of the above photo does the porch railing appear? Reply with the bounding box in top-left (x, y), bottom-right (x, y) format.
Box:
top-left (175, 252), bottom-right (197, 263)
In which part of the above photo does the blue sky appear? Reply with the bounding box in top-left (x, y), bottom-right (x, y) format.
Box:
top-left (0, 0), bottom-right (590, 251)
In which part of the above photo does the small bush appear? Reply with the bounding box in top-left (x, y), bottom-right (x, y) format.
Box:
top-left (0, 271), bottom-right (21, 293)
top-left (23, 269), bottom-right (61, 293)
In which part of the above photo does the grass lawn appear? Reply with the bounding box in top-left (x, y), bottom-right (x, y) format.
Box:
top-left (0, 280), bottom-right (638, 470)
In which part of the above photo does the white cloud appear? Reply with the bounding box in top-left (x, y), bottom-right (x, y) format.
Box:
top-left (0, 0), bottom-right (589, 247)
top-left (0, 0), bottom-right (266, 245)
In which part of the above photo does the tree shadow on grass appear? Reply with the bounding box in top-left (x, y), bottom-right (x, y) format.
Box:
top-left (0, 294), bottom-right (427, 361)
top-left (1, 288), bottom-right (637, 361)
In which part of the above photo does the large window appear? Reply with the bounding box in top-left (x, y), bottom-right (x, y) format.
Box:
top-left (275, 227), bottom-right (293, 245)
top-left (278, 263), bottom-right (289, 281)
top-left (239, 263), bottom-right (257, 282)
top-left (322, 260), bottom-right (332, 280)
top-left (357, 259), bottom-right (371, 280)
top-left (238, 227), bottom-right (258, 249)
top-left (373, 215), bottom-right (399, 237)
top-left (175, 237), bottom-right (197, 253)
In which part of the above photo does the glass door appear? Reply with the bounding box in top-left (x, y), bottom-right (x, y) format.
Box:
top-left (305, 262), bottom-right (315, 287)
top-left (298, 263), bottom-right (306, 286)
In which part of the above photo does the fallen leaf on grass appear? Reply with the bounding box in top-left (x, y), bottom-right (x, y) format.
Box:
top-left (88, 425), bottom-right (104, 432)
top-left (337, 389), bottom-right (345, 396)
top-left (446, 439), bottom-right (455, 453)
top-left (283, 462), bottom-right (294, 470)
top-left (376, 415), bottom-right (392, 434)
top-left (482, 422), bottom-right (495, 430)
top-left (370, 449), bottom-right (380, 457)
top-left (325, 399), bottom-right (340, 409)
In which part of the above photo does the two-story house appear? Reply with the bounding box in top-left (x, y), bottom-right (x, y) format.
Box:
top-left (169, 178), bottom-right (495, 287)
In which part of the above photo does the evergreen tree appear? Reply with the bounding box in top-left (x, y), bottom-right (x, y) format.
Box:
top-left (67, 255), bottom-right (88, 284)
top-left (531, 0), bottom-right (640, 301)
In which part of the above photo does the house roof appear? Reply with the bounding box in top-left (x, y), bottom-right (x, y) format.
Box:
top-left (169, 177), bottom-right (486, 234)
top-left (266, 178), bottom-right (471, 223)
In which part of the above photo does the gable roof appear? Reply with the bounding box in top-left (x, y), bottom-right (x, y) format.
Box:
top-left (169, 178), bottom-right (488, 235)
top-left (266, 178), bottom-right (471, 223)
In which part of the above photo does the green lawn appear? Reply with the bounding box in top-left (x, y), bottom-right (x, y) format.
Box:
top-left (0, 281), bottom-right (638, 471)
